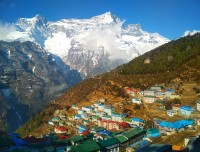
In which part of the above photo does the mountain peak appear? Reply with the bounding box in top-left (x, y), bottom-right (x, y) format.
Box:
top-left (17, 14), bottom-right (46, 24)
top-left (92, 12), bottom-right (120, 24)
top-left (34, 14), bottom-right (45, 20)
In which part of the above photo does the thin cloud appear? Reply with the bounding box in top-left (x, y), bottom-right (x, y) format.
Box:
top-left (0, 21), bottom-right (31, 41)
top-left (79, 21), bottom-right (129, 61)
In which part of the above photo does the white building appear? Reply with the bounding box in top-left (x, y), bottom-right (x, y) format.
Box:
top-left (143, 96), bottom-right (156, 103)
top-left (167, 110), bottom-right (176, 117)
top-left (197, 101), bottom-right (200, 111)
top-left (104, 106), bottom-right (112, 116)
top-left (132, 97), bottom-right (142, 104)
top-left (143, 89), bottom-right (155, 96)
top-left (82, 106), bottom-right (93, 113)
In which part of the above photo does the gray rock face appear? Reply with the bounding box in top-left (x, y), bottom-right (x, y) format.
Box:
top-left (0, 41), bottom-right (81, 131)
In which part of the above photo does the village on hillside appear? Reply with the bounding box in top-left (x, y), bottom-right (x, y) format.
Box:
top-left (2, 84), bottom-right (200, 152)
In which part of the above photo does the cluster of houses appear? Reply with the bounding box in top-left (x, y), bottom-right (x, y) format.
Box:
top-left (167, 104), bottom-right (195, 117)
top-left (48, 100), bottom-right (146, 135)
top-left (154, 118), bottom-right (195, 134)
top-left (166, 100), bottom-right (200, 120)
top-left (6, 84), bottom-right (199, 151)
top-left (44, 98), bottom-right (200, 152)
top-left (5, 117), bottom-right (200, 152)
top-left (127, 86), bottom-right (200, 126)
top-left (125, 86), bottom-right (180, 104)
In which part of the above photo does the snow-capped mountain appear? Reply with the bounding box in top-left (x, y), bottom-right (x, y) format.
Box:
top-left (0, 12), bottom-right (169, 78)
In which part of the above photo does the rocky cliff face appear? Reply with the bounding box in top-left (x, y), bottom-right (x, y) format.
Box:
top-left (0, 41), bottom-right (81, 131)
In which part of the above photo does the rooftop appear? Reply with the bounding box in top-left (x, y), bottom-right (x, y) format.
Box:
top-left (132, 118), bottom-right (145, 123)
top-left (147, 128), bottom-right (159, 134)
top-left (70, 135), bottom-right (84, 143)
top-left (180, 106), bottom-right (194, 111)
top-left (112, 112), bottom-right (120, 116)
top-left (123, 128), bottom-right (145, 139)
top-left (71, 140), bottom-right (101, 152)
top-left (115, 135), bottom-right (128, 143)
top-left (123, 118), bottom-right (132, 123)
top-left (98, 137), bottom-right (119, 148)
top-left (158, 119), bottom-right (194, 129)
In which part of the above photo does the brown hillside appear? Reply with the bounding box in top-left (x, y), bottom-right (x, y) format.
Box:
top-left (16, 34), bottom-right (200, 137)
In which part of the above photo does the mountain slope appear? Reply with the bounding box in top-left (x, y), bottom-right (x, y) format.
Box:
top-left (16, 33), bottom-right (200, 136)
top-left (1, 12), bottom-right (169, 78)
top-left (0, 41), bottom-right (81, 131)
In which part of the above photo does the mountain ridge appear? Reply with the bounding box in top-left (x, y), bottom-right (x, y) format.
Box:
top-left (1, 12), bottom-right (169, 78)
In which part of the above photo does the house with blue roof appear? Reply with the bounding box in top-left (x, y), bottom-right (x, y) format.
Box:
top-left (180, 106), bottom-right (194, 116)
top-left (158, 119), bottom-right (194, 133)
top-left (144, 128), bottom-right (161, 142)
top-left (76, 124), bottom-right (87, 134)
top-left (73, 114), bottom-right (81, 120)
top-left (165, 89), bottom-right (174, 98)
top-left (76, 124), bottom-right (87, 130)
top-left (97, 130), bottom-right (111, 136)
top-left (131, 118), bottom-right (145, 128)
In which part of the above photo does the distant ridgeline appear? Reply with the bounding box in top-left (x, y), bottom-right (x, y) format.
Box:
top-left (117, 33), bottom-right (200, 74)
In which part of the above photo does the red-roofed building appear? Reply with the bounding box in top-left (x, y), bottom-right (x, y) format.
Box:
top-left (125, 88), bottom-right (141, 95)
top-left (80, 130), bottom-right (89, 135)
top-left (57, 134), bottom-right (69, 140)
top-left (54, 126), bottom-right (67, 134)
top-left (119, 122), bottom-right (129, 129)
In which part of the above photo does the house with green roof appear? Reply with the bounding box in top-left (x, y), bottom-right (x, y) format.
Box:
top-left (91, 126), bottom-right (105, 133)
top-left (70, 135), bottom-right (84, 146)
top-left (115, 128), bottom-right (146, 152)
top-left (98, 137), bottom-right (119, 152)
top-left (71, 140), bottom-right (101, 152)
top-left (122, 118), bottom-right (132, 124)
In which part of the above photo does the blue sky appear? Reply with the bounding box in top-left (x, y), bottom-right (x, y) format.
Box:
top-left (0, 0), bottom-right (199, 39)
